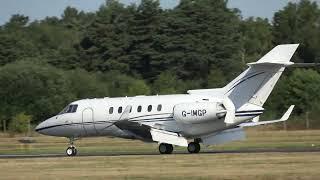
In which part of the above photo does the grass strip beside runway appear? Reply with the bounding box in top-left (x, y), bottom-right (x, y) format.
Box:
top-left (0, 152), bottom-right (319, 180)
top-left (0, 130), bottom-right (319, 155)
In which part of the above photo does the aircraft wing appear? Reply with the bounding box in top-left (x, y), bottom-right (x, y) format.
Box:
top-left (114, 106), bottom-right (188, 146)
top-left (115, 120), bottom-right (188, 146)
top-left (114, 119), bottom-right (153, 140)
top-left (239, 105), bottom-right (295, 127)
top-left (119, 105), bottom-right (132, 121)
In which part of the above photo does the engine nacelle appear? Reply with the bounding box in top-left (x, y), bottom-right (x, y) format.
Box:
top-left (173, 102), bottom-right (226, 124)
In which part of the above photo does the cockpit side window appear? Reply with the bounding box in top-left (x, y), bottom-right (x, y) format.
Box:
top-left (59, 104), bottom-right (78, 114)
top-left (66, 105), bottom-right (73, 113)
top-left (59, 106), bottom-right (68, 115)
top-left (71, 105), bottom-right (78, 113)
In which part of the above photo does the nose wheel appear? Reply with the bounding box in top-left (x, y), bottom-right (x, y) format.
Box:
top-left (159, 143), bottom-right (173, 154)
top-left (66, 137), bottom-right (78, 156)
top-left (187, 142), bottom-right (200, 154)
top-left (66, 146), bottom-right (77, 156)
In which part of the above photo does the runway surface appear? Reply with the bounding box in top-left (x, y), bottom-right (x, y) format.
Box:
top-left (1, 148), bottom-right (320, 159)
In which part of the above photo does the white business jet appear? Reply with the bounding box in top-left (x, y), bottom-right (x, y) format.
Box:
top-left (36, 44), bottom-right (298, 156)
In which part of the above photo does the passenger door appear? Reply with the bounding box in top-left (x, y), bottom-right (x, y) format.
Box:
top-left (82, 108), bottom-right (97, 136)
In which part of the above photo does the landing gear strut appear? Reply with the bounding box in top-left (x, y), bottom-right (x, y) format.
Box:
top-left (187, 142), bottom-right (200, 154)
top-left (66, 138), bottom-right (77, 156)
top-left (159, 143), bottom-right (173, 154)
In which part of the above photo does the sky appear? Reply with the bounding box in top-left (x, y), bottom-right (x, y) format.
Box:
top-left (0, 0), bottom-right (308, 25)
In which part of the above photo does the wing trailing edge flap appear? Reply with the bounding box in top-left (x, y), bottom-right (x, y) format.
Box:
top-left (150, 129), bottom-right (188, 147)
top-left (201, 127), bottom-right (246, 146)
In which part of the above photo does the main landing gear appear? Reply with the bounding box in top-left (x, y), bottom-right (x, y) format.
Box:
top-left (66, 137), bottom-right (77, 156)
top-left (159, 143), bottom-right (173, 154)
top-left (158, 142), bottom-right (201, 154)
top-left (187, 142), bottom-right (201, 154)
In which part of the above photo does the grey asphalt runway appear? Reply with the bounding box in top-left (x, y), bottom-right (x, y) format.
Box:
top-left (1, 148), bottom-right (320, 159)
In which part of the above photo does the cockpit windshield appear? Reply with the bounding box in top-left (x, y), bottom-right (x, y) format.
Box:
top-left (59, 104), bottom-right (78, 115)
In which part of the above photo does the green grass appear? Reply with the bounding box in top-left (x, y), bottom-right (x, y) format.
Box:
top-left (0, 129), bottom-right (320, 155)
top-left (1, 130), bottom-right (320, 179)
top-left (0, 152), bottom-right (320, 179)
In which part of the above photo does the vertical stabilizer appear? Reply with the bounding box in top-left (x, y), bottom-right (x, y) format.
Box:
top-left (224, 44), bottom-right (299, 108)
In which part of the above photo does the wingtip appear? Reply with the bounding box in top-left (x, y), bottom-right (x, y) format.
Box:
top-left (281, 105), bottom-right (295, 121)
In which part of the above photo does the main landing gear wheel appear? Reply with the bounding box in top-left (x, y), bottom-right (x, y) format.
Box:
top-left (159, 143), bottom-right (173, 154)
top-left (187, 142), bottom-right (200, 154)
top-left (66, 146), bottom-right (77, 156)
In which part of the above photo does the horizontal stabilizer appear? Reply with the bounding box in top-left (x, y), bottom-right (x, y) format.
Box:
top-left (150, 129), bottom-right (188, 147)
top-left (291, 63), bottom-right (320, 67)
top-left (248, 44), bottom-right (299, 66)
top-left (239, 105), bottom-right (294, 127)
top-left (248, 62), bottom-right (294, 66)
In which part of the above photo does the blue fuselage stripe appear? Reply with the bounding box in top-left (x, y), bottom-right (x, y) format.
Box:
top-left (235, 113), bottom-right (262, 117)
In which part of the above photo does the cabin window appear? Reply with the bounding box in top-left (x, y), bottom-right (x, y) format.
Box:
top-left (137, 106), bottom-right (142, 112)
top-left (148, 105), bottom-right (152, 112)
top-left (157, 104), bottom-right (162, 111)
top-left (118, 107), bottom-right (123, 113)
top-left (109, 107), bottom-right (113, 114)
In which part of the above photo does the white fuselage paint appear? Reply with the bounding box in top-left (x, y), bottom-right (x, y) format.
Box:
top-left (36, 94), bottom-right (259, 140)
top-left (35, 44), bottom-right (300, 152)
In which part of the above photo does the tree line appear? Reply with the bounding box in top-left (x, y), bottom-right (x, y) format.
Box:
top-left (0, 0), bottom-right (320, 132)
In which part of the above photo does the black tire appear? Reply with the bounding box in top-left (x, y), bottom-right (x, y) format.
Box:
top-left (194, 143), bottom-right (200, 153)
top-left (66, 147), bottom-right (74, 156)
top-left (188, 142), bottom-right (201, 154)
top-left (159, 143), bottom-right (168, 154)
top-left (72, 147), bottom-right (77, 156)
top-left (165, 144), bottom-right (173, 154)
top-left (66, 146), bottom-right (77, 156)
top-left (159, 143), bottom-right (173, 154)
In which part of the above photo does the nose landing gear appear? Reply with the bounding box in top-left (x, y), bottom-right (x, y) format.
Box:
top-left (66, 137), bottom-right (77, 156)
top-left (66, 146), bottom-right (77, 156)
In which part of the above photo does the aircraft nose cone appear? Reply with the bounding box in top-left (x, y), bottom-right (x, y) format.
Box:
top-left (35, 121), bottom-right (46, 134)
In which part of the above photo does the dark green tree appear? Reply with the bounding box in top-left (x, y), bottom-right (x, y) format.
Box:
top-left (99, 71), bottom-right (151, 96)
top-left (155, 0), bottom-right (242, 81)
top-left (77, 0), bottom-right (134, 72)
top-left (0, 15), bottom-right (39, 65)
top-left (273, 0), bottom-right (320, 63)
top-left (124, 0), bottom-right (162, 80)
top-left (266, 69), bottom-right (320, 115)
top-left (152, 71), bottom-right (183, 94)
top-left (0, 61), bottom-right (75, 122)
top-left (240, 17), bottom-right (273, 64)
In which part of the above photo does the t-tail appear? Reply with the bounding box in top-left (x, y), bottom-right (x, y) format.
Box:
top-left (224, 44), bottom-right (299, 109)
